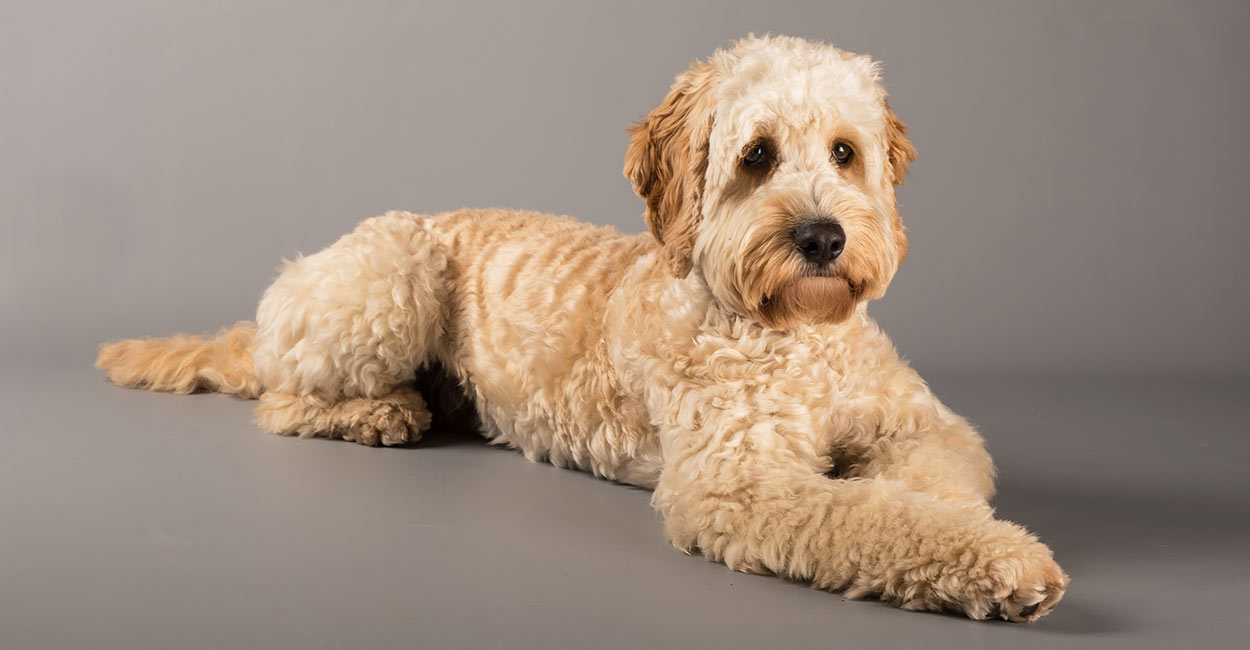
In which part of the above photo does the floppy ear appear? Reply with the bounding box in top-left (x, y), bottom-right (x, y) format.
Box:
top-left (624, 61), bottom-right (718, 277)
top-left (884, 101), bottom-right (917, 186)
top-left (883, 101), bottom-right (917, 262)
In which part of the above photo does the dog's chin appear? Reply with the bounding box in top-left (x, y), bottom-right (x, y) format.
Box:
top-left (756, 275), bottom-right (862, 330)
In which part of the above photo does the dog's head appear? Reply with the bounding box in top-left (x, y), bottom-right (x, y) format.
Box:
top-left (625, 35), bottom-right (915, 329)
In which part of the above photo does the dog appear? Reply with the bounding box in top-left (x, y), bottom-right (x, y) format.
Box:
top-left (97, 35), bottom-right (1068, 621)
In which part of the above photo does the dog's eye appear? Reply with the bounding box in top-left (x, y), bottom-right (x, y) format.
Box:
top-left (742, 143), bottom-right (771, 168)
top-left (832, 142), bottom-right (854, 166)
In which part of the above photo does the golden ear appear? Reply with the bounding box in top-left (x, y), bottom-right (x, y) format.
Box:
top-left (884, 101), bottom-right (917, 186)
top-left (883, 101), bottom-right (916, 262)
top-left (624, 61), bottom-right (717, 277)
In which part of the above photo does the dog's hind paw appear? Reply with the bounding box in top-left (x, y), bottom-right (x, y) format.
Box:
top-left (256, 388), bottom-right (432, 447)
top-left (342, 401), bottom-right (428, 447)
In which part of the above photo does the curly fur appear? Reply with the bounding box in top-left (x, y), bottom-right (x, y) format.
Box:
top-left (97, 35), bottom-right (1067, 622)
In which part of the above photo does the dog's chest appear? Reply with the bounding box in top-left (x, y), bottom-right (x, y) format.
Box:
top-left (778, 332), bottom-right (894, 453)
top-left (633, 315), bottom-right (897, 457)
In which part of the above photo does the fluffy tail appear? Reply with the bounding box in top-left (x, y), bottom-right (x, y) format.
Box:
top-left (95, 322), bottom-right (262, 398)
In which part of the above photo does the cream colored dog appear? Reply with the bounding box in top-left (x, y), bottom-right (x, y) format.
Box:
top-left (97, 35), bottom-right (1068, 621)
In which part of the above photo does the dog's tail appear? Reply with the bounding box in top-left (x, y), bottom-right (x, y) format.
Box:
top-left (95, 322), bottom-right (262, 398)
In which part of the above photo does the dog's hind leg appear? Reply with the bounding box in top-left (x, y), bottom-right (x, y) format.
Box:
top-left (250, 211), bottom-right (447, 446)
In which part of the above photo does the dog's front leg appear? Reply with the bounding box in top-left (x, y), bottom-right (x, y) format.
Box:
top-left (651, 408), bottom-right (1067, 621)
top-left (840, 363), bottom-right (997, 516)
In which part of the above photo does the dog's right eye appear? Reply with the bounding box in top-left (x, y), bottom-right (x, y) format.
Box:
top-left (742, 143), bottom-right (771, 168)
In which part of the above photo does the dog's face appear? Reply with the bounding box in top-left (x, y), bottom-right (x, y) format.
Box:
top-left (626, 36), bottom-right (916, 329)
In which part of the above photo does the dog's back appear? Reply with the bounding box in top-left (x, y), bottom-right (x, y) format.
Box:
top-left (96, 208), bottom-right (665, 479)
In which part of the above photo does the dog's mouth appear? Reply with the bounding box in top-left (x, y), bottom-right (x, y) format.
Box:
top-left (803, 271), bottom-right (866, 294)
top-left (847, 277), bottom-right (865, 298)
top-left (757, 274), bottom-right (865, 328)
top-left (800, 266), bottom-right (864, 296)
top-left (760, 275), bottom-right (863, 303)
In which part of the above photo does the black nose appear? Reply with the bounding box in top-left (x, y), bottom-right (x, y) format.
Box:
top-left (792, 220), bottom-right (846, 265)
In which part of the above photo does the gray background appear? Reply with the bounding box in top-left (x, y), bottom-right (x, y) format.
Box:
top-left (1, 1), bottom-right (1247, 649)
top-left (4, 0), bottom-right (1249, 375)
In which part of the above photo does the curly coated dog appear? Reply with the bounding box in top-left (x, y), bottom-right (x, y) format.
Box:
top-left (97, 35), bottom-right (1068, 621)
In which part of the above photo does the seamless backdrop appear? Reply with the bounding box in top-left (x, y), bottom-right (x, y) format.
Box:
top-left (2, 0), bottom-right (1247, 377)
top-left (2, 3), bottom-right (1249, 649)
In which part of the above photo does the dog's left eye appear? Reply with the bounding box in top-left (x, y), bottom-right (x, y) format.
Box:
top-left (832, 142), bottom-right (854, 165)
top-left (742, 143), bottom-right (771, 168)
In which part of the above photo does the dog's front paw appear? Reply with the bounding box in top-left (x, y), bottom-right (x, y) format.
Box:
top-left (869, 517), bottom-right (1068, 622)
top-left (986, 556), bottom-right (1068, 622)
top-left (938, 522), bottom-right (1069, 622)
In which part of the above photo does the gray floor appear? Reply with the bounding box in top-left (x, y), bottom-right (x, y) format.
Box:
top-left (2, 363), bottom-right (1247, 650)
